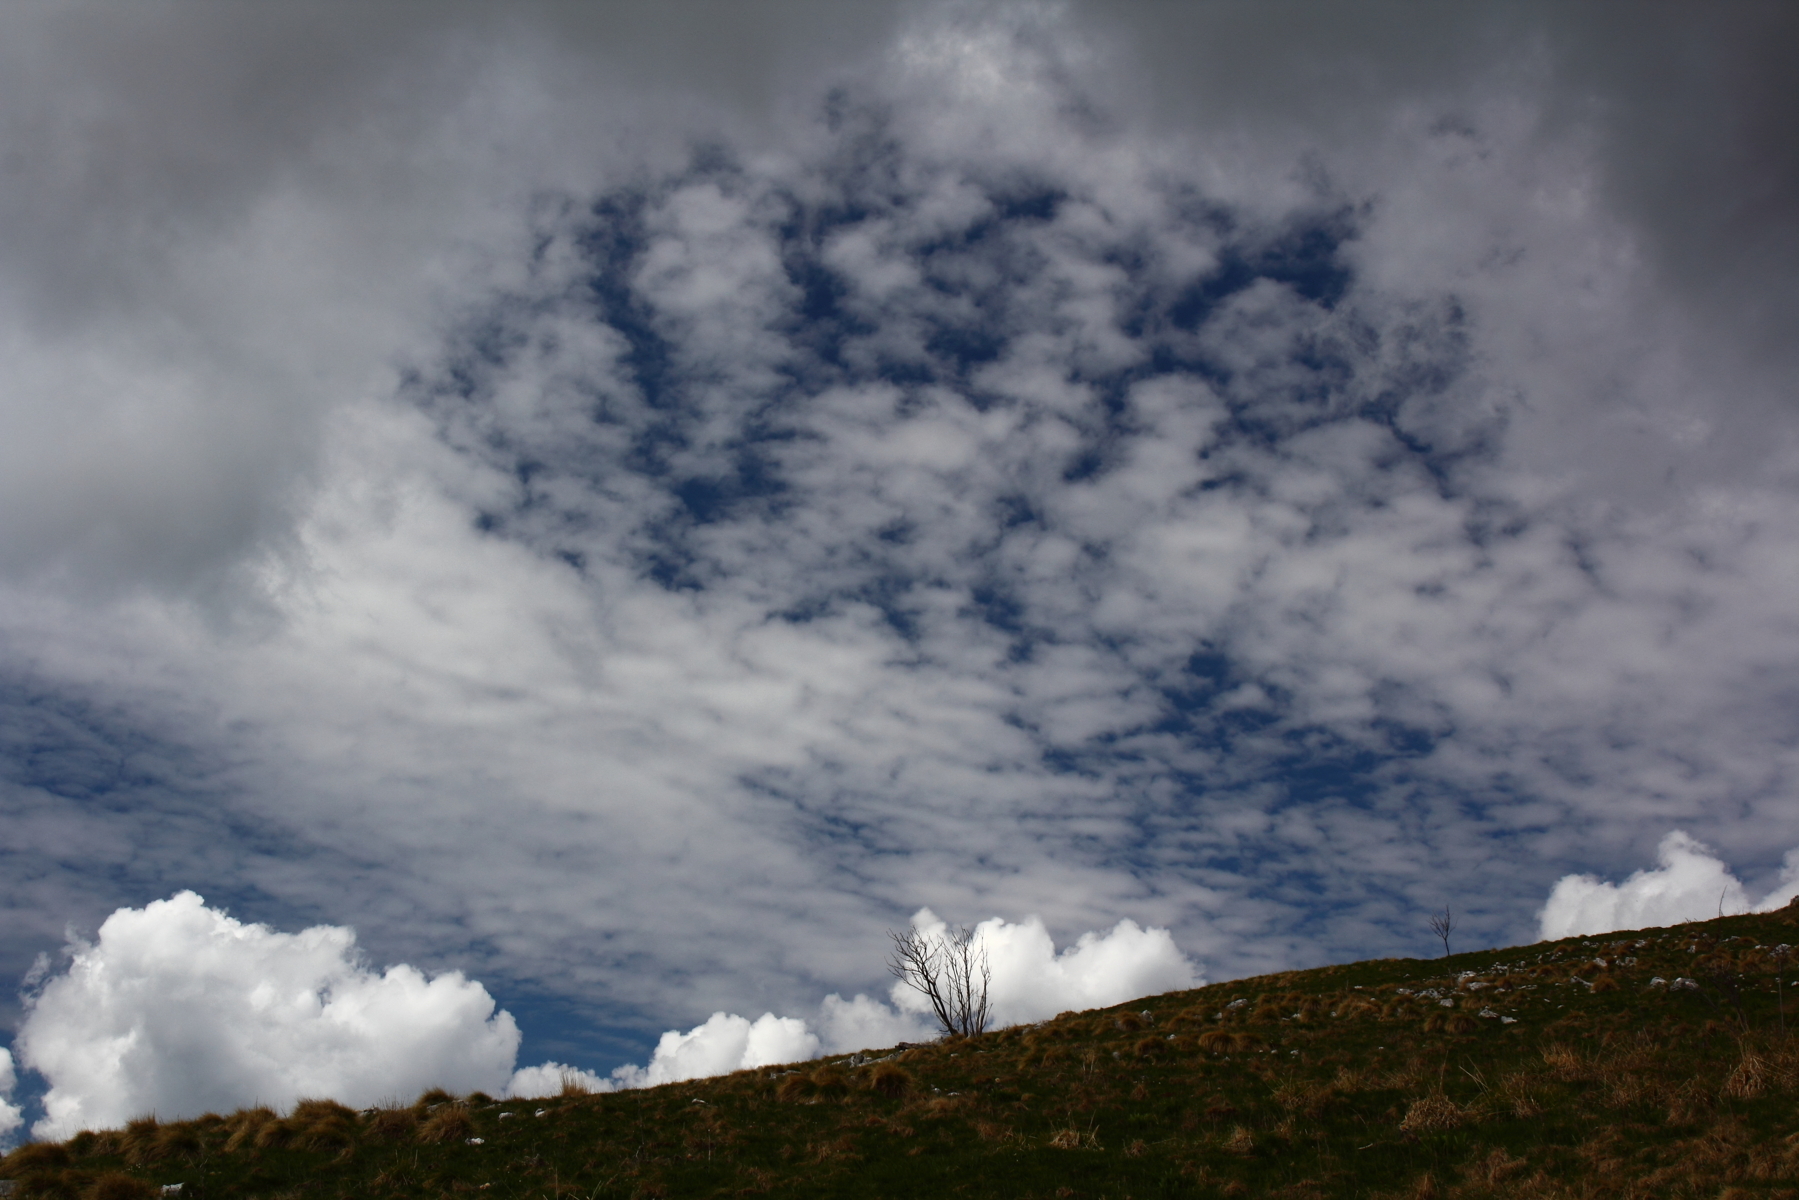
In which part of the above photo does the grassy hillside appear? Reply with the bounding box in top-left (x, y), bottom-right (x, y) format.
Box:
top-left (6, 903), bottom-right (1799, 1199)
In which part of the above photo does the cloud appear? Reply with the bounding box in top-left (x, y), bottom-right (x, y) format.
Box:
top-left (505, 909), bottom-right (1197, 1098)
top-left (608, 1013), bottom-right (820, 1091)
top-left (502, 1061), bottom-right (612, 1101)
top-left (0, 1046), bottom-right (22, 1141)
top-left (12, 892), bottom-right (1190, 1130)
top-left (816, 993), bottom-right (937, 1056)
top-left (17, 893), bottom-right (520, 1139)
top-left (1538, 831), bottom-right (1799, 940)
top-left (506, 1009), bottom-right (866, 1099)
top-left (0, 0), bottom-right (1796, 1086)
top-left (895, 909), bottom-right (1200, 1027)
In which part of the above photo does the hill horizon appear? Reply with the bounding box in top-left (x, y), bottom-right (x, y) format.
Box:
top-left (6, 901), bottom-right (1798, 1197)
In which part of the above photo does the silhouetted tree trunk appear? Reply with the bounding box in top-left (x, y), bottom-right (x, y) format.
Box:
top-left (1429, 907), bottom-right (1457, 958)
top-left (888, 924), bottom-right (991, 1038)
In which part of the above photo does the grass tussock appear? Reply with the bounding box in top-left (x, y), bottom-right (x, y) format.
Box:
top-left (868, 1063), bottom-right (912, 1098)
top-left (414, 1103), bottom-right (474, 1144)
top-left (1399, 1093), bottom-right (1466, 1133)
top-left (5, 903), bottom-right (1799, 1197)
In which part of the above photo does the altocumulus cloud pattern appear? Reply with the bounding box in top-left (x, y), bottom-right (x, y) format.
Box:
top-left (0, 1), bottom-right (1797, 1136)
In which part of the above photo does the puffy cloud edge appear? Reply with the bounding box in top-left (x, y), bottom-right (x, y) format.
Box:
top-left (1537, 831), bottom-right (1799, 940)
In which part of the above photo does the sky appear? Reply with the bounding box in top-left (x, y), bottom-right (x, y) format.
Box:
top-left (2, 0), bottom-right (1798, 1138)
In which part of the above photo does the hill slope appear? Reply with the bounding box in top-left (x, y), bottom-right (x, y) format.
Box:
top-left (6, 903), bottom-right (1799, 1198)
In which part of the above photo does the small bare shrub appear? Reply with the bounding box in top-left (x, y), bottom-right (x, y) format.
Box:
top-left (1429, 907), bottom-right (1457, 957)
top-left (888, 924), bottom-right (990, 1038)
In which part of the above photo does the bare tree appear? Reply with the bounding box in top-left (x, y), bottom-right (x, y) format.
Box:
top-left (888, 923), bottom-right (992, 1039)
top-left (1428, 907), bottom-right (1457, 958)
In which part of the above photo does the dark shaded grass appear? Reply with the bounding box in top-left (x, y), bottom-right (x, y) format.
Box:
top-left (6, 904), bottom-right (1799, 1198)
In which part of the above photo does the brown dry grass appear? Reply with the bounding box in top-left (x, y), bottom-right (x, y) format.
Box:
top-left (363, 1105), bottom-right (418, 1140)
top-left (1398, 1093), bottom-right (1464, 1133)
top-left (973, 1119), bottom-right (1014, 1142)
top-left (222, 1106), bottom-right (277, 1153)
top-left (868, 1062), bottom-right (912, 1098)
top-left (415, 1103), bottom-right (474, 1144)
top-left (85, 1171), bottom-right (158, 1200)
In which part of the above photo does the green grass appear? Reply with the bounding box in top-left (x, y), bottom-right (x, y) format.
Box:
top-left (6, 903), bottom-right (1799, 1198)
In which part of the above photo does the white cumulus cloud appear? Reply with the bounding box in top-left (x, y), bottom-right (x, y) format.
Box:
top-left (17, 892), bottom-right (520, 1139)
top-left (0, 1046), bottom-right (23, 1142)
top-left (816, 992), bottom-right (937, 1055)
top-left (507, 1012), bottom-right (825, 1098)
top-left (502, 1061), bottom-right (612, 1100)
top-left (1538, 831), bottom-right (1799, 940)
top-left (607, 1012), bottom-right (819, 1091)
top-left (508, 908), bottom-right (1198, 1097)
top-left (17, 892), bottom-right (1199, 1131)
top-left (893, 909), bottom-right (1200, 1027)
